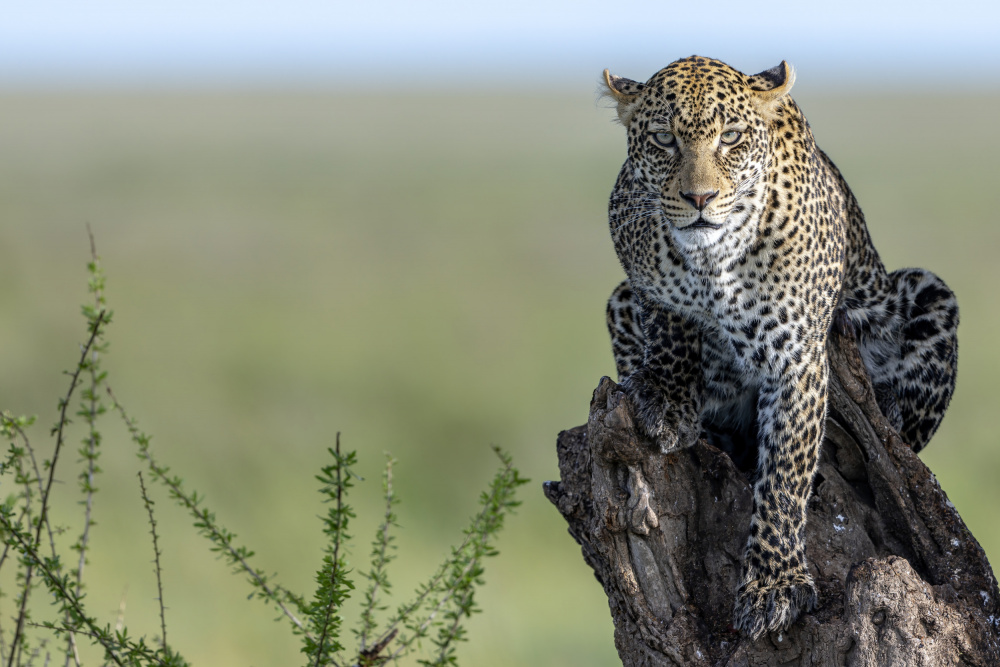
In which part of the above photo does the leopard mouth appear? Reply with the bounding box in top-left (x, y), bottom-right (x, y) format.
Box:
top-left (686, 216), bottom-right (723, 230)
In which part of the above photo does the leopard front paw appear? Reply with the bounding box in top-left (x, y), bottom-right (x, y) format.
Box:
top-left (733, 568), bottom-right (817, 641)
top-left (620, 369), bottom-right (681, 451)
top-left (621, 368), bottom-right (700, 452)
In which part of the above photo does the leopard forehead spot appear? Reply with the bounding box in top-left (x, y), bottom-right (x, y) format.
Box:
top-left (638, 57), bottom-right (756, 130)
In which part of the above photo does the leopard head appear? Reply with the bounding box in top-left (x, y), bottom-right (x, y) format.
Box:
top-left (604, 56), bottom-right (795, 251)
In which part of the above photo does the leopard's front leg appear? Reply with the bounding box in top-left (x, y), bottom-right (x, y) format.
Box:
top-left (733, 351), bottom-right (827, 640)
top-left (606, 280), bottom-right (702, 452)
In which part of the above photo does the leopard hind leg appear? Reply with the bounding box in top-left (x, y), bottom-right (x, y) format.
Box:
top-left (857, 268), bottom-right (959, 452)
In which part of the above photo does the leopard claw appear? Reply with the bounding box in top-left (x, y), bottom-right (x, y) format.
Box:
top-left (733, 570), bottom-right (818, 641)
top-left (620, 370), bottom-right (682, 451)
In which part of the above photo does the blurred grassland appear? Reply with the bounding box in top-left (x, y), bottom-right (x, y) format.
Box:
top-left (0, 88), bottom-right (998, 666)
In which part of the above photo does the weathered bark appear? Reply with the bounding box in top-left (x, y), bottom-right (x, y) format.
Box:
top-left (544, 327), bottom-right (1000, 666)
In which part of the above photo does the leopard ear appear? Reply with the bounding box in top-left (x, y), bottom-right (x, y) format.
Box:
top-left (601, 69), bottom-right (645, 125)
top-left (748, 61), bottom-right (796, 109)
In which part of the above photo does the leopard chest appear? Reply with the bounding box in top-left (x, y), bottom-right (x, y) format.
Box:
top-left (638, 243), bottom-right (825, 371)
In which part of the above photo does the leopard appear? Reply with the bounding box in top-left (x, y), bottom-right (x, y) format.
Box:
top-left (600, 56), bottom-right (959, 640)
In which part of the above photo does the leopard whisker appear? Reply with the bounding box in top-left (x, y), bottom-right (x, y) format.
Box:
top-left (610, 189), bottom-right (659, 202)
top-left (611, 209), bottom-right (662, 234)
top-left (733, 174), bottom-right (761, 200)
top-left (613, 203), bottom-right (662, 216)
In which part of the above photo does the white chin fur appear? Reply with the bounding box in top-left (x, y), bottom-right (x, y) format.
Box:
top-left (670, 224), bottom-right (726, 248)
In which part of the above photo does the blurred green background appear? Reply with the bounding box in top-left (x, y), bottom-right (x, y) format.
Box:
top-left (0, 88), bottom-right (998, 665)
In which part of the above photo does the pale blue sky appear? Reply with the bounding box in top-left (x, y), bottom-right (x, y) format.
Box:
top-left (2, 0), bottom-right (999, 88)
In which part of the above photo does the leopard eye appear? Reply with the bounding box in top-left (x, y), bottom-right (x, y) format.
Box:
top-left (720, 130), bottom-right (742, 145)
top-left (651, 131), bottom-right (676, 148)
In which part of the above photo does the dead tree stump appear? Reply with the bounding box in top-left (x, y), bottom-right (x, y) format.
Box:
top-left (544, 327), bottom-right (1000, 666)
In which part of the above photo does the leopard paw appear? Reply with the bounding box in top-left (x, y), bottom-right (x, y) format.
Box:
top-left (733, 570), bottom-right (817, 641)
top-left (620, 369), bottom-right (692, 452)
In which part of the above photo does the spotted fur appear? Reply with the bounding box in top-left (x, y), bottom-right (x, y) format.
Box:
top-left (602, 56), bottom-right (959, 640)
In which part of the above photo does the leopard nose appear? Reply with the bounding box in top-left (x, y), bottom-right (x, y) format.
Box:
top-left (680, 190), bottom-right (719, 211)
